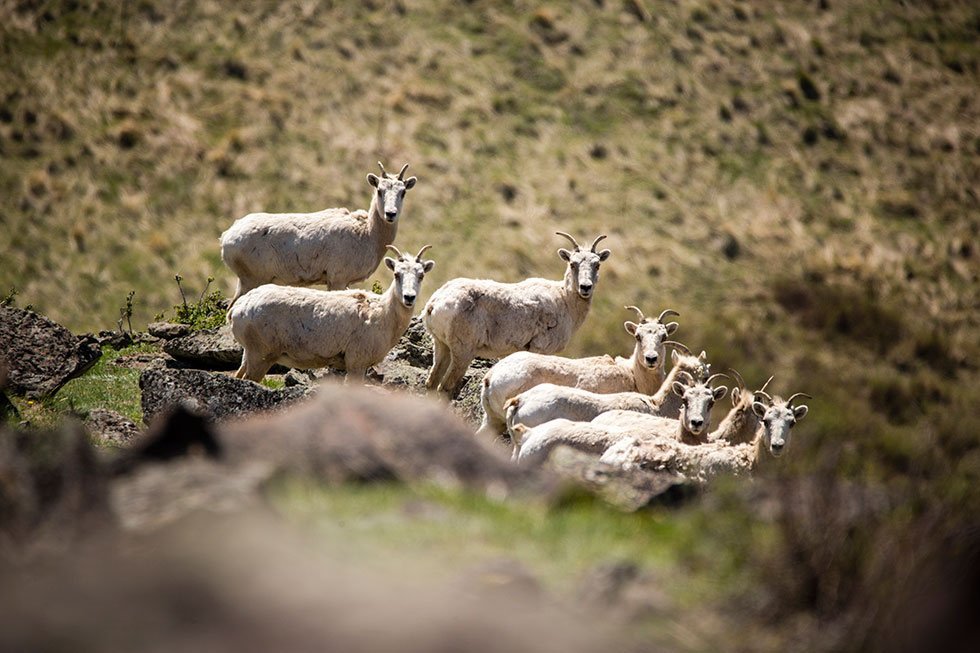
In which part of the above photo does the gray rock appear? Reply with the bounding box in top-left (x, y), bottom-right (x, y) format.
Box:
top-left (84, 408), bottom-right (141, 446)
top-left (0, 306), bottom-right (102, 398)
top-left (162, 324), bottom-right (243, 370)
top-left (139, 368), bottom-right (312, 425)
top-left (147, 321), bottom-right (192, 340)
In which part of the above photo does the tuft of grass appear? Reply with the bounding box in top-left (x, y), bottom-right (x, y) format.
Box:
top-left (156, 275), bottom-right (228, 331)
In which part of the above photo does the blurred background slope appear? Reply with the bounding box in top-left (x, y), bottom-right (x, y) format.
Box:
top-left (1, 1), bottom-right (979, 649)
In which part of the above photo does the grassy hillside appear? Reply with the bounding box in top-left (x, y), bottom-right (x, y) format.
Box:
top-left (2, 0), bottom-right (979, 649)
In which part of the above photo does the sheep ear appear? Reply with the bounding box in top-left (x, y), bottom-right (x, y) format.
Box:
top-left (384, 257), bottom-right (397, 271)
top-left (671, 349), bottom-right (680, 364)
top-left (403, 176), bottom-right (417, 189)
top-left (752, 401), bottom-right (767, 418)
top-left (558, 248), bottom-right (572, 262)
top-left (731, 387), bottom-right (741, 405)
top-left (665, 321), bottom-right (679, 335)
top-left (422, 259), bottom-right (435, 273)
top-left (713, 385), bottom-right (728, 401)
top-left (367, 173), bottom-right (381, 188)
top-left (624, 321), bottom-right (638, 335)
top-left (793, 405), bottom-right (809, 421)
top-left (598, 248), bottom-right (611, 261)
top-left (671, 381), bottom-right (687, 397)
top-left (698, 350), bottom-right (707, 361)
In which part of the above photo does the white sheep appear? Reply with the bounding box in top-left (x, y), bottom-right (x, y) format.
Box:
top-left (706, 370), bottom-right (773, 445)
top-left (423, 232), bottom-right (612, 397)
top-left (475, 306), bottom-right (680, 440)
top-left (229, 244), bottom-right (434, 382)
top-left (648, 341), bottom-right (711, 420)
top-left (600, 391), bottom-right (811, 480)
top-left (221, 162), bottom-right (418, 309)
top-left (514, 373), bottom-right (729, 464)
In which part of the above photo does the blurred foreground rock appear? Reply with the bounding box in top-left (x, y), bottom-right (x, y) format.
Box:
top-left (0, 306), bottom-right (102, 398)
top-left (139, 368), bottom-right (312, 424)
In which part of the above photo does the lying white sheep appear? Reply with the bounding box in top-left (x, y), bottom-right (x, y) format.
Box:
top-left (221, 162), bottom-right (418, 309)
top-left (424, 232), bottom-right (611, 397)
top-left (514, 373), bottom-right (729, 464)
top-left (600, 391), bottom-right (811, 480)
top-left (475, 306), bottom-right (680, 441)
top-left (229, 244), bottom-right (434, 382)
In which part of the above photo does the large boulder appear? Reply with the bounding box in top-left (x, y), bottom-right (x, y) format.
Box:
top-left (162, 324), bottom-right (243, 370)
top-left (139, 368), bottom-right (312, 425)
top-left (0, 306), bottom-right (102, 398)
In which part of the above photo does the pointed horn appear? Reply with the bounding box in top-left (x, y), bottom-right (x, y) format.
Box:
top-left (385, 244), bottom-right (404, 259)
top-left (705, 372), bottom-right (730, 386)
top-left (662, 340), bottom-right (692, 356)
top-left (624, 305), bottom-right (645, 322)
top-left (676, 370), bottom-right (695, 385)
top-left (754, 390), bottom-right (773, 403)
top-left (727, 368), bottom-right (745, 391)
top-left (590, 234), bottom-right (607, 252)
top-left (398, 163), bottom-right (410, 180)
top-left (786, 392), bottom-right (813, 406)
top-left (415, 244), bottom-right (433, 260)
top-left (657, 308), bottom-right (679, 323)
top-left (555, 231), bottom-right (580, 249)
top-left (758, 375), bottom-right (774, 394)
top-left (377, 161), bottom-right (387, 176)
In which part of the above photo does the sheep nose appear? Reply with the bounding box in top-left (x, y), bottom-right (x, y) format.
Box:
top-left (644, 354), bottom-right (658, 366)
top-left (690, 418), bottom-right (704, 430)
top-left (385, 210), bottom-right (398, 221)
top-left (771, 441), bottom-right (784, 453)
top-left (579, 283), bottom-right (592, 294)
top-left (403, 294), bottom-right (416, 306)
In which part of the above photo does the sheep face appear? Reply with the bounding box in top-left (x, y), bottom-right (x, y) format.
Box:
top-left (558, 248), bottom-right (610, 299)
top-left (670, 349), bottom-right (711, 381)
top-left (367, 166), bottom-right (418, 224)
top-left (625, 319), bottom-right (678, 369)
top-left (384, 251), bottom-right (434, 309)
top-left (752, 398), bottom-right (809, 457)
top-left (672, 380), bottom-right (727, 435)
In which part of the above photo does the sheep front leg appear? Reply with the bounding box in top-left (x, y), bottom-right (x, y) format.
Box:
top-left (440, 349), bottom-right (475, 398)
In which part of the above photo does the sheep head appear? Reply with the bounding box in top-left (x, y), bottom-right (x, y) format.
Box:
top-left (367, 162), bottom-right (418, 223)
top-left (555, 232), bottom-right (611, 299)
top-left (384, 244), bottom-right (435, 309)
top-left (671, 372), bottom-right (729, 436)
top-left (623, 306), bottom-right (680, 370)
top-left (665, 342), bottom-right (711, 382)
top-left (752, 391), bottom-right (811, 457)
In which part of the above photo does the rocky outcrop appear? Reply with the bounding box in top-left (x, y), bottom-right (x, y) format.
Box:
top-left (0, 306), bottom-right (102, 398)
top-left (162, 324), bottom-right (243, 370)
top-left (139, 368), bottom-right (312, 425)
top-left (147, 321), bottom-right (192, 340)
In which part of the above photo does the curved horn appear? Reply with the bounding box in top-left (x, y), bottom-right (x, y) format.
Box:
top-left (555, 231), bottom-right (580, 249)
top-left (590, 234), bottom-right (608, 252)
top-left (705, 373), bottom-right (730, 386)
top-left (398, 163), bottom-right (410, 180)
top-left (662, 340), bottom-right (692, 356)
top-left (676, 370), bottom-right (695, 385)
top-left (624, 305), bottom-right (645, 322)
top-left (786, 392), bottom-right (813, 406)
top-left (758, 375), bottom-right (774, 394)
top-left (415, 244), bottom-right (433, 260)
top-left (727, 368), bottom-right (745, 391)
top-left (377, 161), bottom-right (387, 176)
top-left (754, 390), bottom-right (773, 404)
top-left (657, 308), bottom-right (680, 323)
top-left (385, 244), bottom-right (404, 259)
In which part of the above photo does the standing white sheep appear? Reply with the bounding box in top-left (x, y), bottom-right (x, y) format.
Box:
top-left (649, 342), bottom-right (711, 420)
top-left (423, 232), bottom-right (612, 397)
top-left (229, 244), bottom-right (434, 382)
top-left (475, 306), bottom-right (681, 440)
top-left (221, 162), bottom-right (418, 309)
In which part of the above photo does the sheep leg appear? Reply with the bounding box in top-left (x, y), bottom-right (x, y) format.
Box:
top-left (240, 349), bottom-right (274, 383)
top-left (439, 350), bottom-right (475, 398)
top-left (426, 338), bottom-right (452, 391)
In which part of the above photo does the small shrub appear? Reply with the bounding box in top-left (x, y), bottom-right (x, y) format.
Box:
top-left (158, 275), bottom-right (228, 331)
top-left (1, 287), bottom-right (16, 307)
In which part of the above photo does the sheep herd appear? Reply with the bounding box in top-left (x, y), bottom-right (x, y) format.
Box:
top-left (220, 162), bottom-right (811, 482)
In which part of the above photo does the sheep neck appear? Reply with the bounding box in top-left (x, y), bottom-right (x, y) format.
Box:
top-left (651, 364), bottom-right (687, 406)
top-left (710, 399), bottom-right (758, 445)
top-left (626, 351), bottom-right (664, 395)
top-left (366, 192), bottom-right (398, 256)
top-left (377, 281), bottom-right (413, 340)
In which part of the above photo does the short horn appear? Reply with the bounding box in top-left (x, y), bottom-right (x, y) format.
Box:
top-left (727, 368), bottom-right (745, 391)
top-left (590, 234), bottom-right (608, 252)
top-left (385, 244), bottom-right (404, 259)
top-left (555, 231), bottom-right (580, 249)
top-left (676, 370), bottom-right (695, 385)
top-left (662, 340), bottom-right (692, 356)
top-left (758, 375), bottom-right (774, 394)
top-left (377, 161), bottom-right (387, 176)
top-left (754, 390), bottom-right (773, 403)
top-left (398, 163), bottom-right (410, 180)
top-left (786, 392), bottom-right (813, 406)
top-left (657, 308), bottom-right (680, 323)
top-left (705, 373), bottom-right (730, 386)
top-left (415, 244), bottom-right (433, 260)
top-left (624, 305), bottom-right (646, 322)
